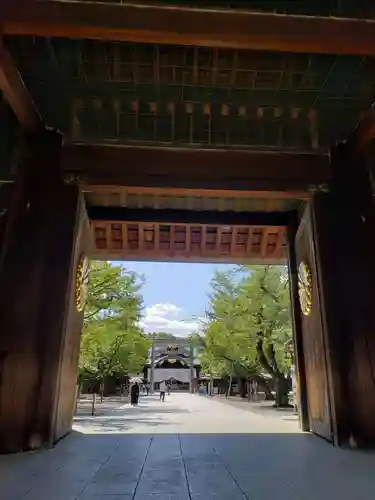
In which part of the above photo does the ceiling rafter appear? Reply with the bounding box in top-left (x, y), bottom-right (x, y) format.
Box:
top-left (347, 102), bottom-right (375, 153)
top-left (0, 39), bottom-right (43, 132)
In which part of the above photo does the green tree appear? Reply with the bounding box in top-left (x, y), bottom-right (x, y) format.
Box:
top-left (79, 261), bottom-right (149, 397)
top-left (201, 265), bottom-right (293, 406)
top-left (193, 269), bottom-right (260, 397)
top-left (83, 261), bottom-right (144, 324)
top-left (238, 265), bottom-right (293, 406)
top-left (198, 269), bottom-right (259, 377)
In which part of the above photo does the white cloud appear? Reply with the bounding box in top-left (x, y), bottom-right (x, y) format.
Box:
top-left (139, 302), bottom-right (202, 337)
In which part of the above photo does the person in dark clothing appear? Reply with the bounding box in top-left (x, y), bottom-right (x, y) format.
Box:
top-left (130, 382), bottom-right (140, 406)
top-left (159, 380), bottom-right (167, 401)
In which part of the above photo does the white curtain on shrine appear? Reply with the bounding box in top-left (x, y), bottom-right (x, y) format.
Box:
top-left (148, 368), bottom-right (195, 383)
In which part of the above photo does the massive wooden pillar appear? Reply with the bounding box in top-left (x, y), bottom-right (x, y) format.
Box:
top-left (291, 141), bottom-right (375, 447)
top-left (0, 184), bottom-right (12, 244)
top-left (0, 131), bottom-right (91, 454)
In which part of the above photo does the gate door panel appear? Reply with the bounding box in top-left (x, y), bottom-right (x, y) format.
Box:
top-left (295, 207), bottom-right (332, 442)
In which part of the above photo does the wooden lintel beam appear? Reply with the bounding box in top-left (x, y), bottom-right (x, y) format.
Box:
top-left (62, 144), bottom-right (330, 196)
top-left (0, 39), bottom-right (43, 132)
top-left (2, 1), bottom-right (375, 56)
top-left (83, 185), bottom-right (307, 201)
top-left (87, 206), bottom-right (292, 227)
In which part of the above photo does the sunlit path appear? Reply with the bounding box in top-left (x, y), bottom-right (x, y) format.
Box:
top-left (73, 393), bottom-right (299, 435)
top-left (1, 393), bottom-right (375, 499)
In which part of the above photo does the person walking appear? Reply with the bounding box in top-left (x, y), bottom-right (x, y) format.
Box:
top-left (159, 380), bottom-right (167, 402)
top-left (146, 382), bottom-right (150, 396)
top-left (130, 382), bottom-right (140, 406)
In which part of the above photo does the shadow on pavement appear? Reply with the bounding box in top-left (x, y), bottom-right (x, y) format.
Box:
top-left (211, 395), bottom-right (299, 421)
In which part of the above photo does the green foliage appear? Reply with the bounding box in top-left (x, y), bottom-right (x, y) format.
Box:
top-left (84, 261), bottom-right (144, 324)
top-left (196, 268), bottom-right (259, 378)
top-left (200, 265), bottom-right (293, 404)
top-left (237, 265), bottom-right (292, 376)
top-left (79, 261), bottom-right (150, 383)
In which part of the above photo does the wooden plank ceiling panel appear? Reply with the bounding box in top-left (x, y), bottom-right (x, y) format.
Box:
top-left (91, 221), bottom-right (287, 264)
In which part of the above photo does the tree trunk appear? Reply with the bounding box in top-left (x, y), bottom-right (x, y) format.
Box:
top-left (239, 379), bottom-right (247, 398)
top-left (226, 374), bottom-right (232, 399)
top-left (263, 384), bottom-right (274, 401)
top-left (255, 377), bottom-right (274, 400)
top-left (75, 384), bottom-right (81, 414)
top-left (274, 375), bottom-right (292, 407)
top-left (91, 393), bottom-right (96, 416)
top-left (100, 379), bottom-right (105, 403)
top-left (247, 380), bottom-right (251, 402)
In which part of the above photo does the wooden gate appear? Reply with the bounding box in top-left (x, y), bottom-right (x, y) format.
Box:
top-left (295, 206), bottom-right (333, 441)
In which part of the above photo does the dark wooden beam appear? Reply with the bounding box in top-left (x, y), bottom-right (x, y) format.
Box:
top-left (62, 144), bottom-right (330, 196)
top-left (2, 1), bottom-right (375, 56)
top-left (87, 206), bottom-right (291, 227)
top-left (84, 185), bottom-right (306, 201)
top-left (0, 39), bottom-right (43, 132)
top-left (347, 102), bottom-right (375, 153)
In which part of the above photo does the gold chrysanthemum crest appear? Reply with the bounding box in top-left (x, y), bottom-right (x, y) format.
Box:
top-left (75, 254), bottom-right (89, 312)
top-left (298, 261), bottom-right (312, 316)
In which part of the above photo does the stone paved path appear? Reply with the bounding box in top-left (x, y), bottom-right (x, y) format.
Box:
top-left (1, 393), bottom-right (375, 499)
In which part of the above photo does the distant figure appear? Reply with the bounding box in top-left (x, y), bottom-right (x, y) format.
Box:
top-left (130, 382), bottom-right (140, 406)
top-left (146, 382), bottom-right (150, 396)
top-left (159, 380), bottom-right (167, 402)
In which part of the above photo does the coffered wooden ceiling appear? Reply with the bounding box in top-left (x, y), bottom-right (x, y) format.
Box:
top-left (7, 35), bottom-right (375, 151)
top-left (91, 221), bottom-right (287, 264)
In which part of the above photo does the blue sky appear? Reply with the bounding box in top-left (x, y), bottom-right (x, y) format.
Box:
top-left (120, 262), bottom-right (233, 337)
